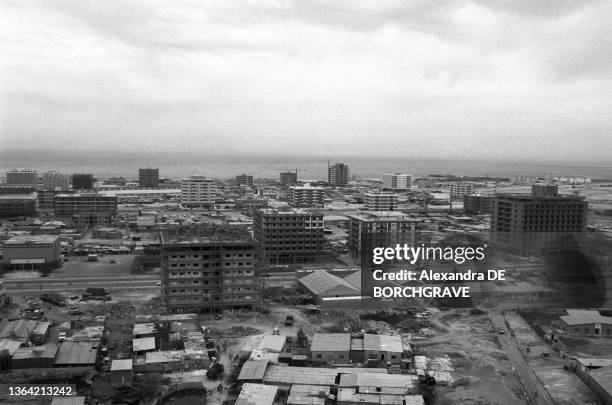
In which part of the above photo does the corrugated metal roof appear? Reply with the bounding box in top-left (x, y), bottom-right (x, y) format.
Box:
top-left (238, 360), bottom-right (269, 381)
top-left (590, 364), bottom-right (612, 397)
top-left (111, 359), bottom-right (133, 371)
top-left (298, 271), bottom-right (360, 296)
top-left (560, 309), bottom-right (612, 325)
top-left (310, 333), bottom-right (351, 352)
top-left (363, 334), bottom-right (403, 353)
top-left (55, 341), bottom-right (97, 365)
top-left (264, 365), bottom-right (337, 386)
top-left (133, 337), bottom-right (156, 352)
top-left (236, 383), bottom-right (278, 405)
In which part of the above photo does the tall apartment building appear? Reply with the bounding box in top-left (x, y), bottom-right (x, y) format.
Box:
top-left (138, 168), bottom-right (160, 188)
top-left (254, 208), bottom-right (325, 264)
top-left (364, 191), bottom-right (398, 211)
top-left (72, 174), bottom-right (94, 190)
top-left (288, 185), bottom-right (325, 208)
top-left (54, 193), bottom-right (118, 227)
top-left (235, 174), bottom-right (254, 187)
top-left (0, 194), bottom-right (37, 218)
top-left (450, 182), bottom-right (474, 200)
top-left (347, 211), bottom-right (419, 265)
top-left (7, 169), bottom-right (37, 185)
top-left (42, 171), bottom-right (69, 191)
top-left (463, 194), bottom-right (491, 215)
top-left (180, 176), bottom-right (217, 208)
top-left (491, 184), bottom-right (588, 253)
top-left (280, 171), bottom-right (298, 186)
top-left (383, 173), bottom-right (411, 190)
top-left (328, 162), bottom-right (349, 187)
top-left (161, 236), bottom-right (260, 313)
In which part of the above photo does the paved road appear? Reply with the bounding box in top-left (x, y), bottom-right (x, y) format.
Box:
top-left (2, 275), bottom-right (160, 293)
top-left (489, 313), bottom-right (554, 405)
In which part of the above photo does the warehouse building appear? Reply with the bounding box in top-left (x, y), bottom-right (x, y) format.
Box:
top-left (297, 271), bottom-right (361, 304)
top-left (559, 310), bottom-right (612, 336)
top-left (1, 235), bottom-right (61, 270)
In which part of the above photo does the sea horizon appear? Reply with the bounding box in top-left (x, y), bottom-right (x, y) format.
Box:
top-left (1, 148), bottom-right (611, 181)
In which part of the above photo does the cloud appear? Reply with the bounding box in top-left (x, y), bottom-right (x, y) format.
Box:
top-left (0, 0), bottom-right (610, 161)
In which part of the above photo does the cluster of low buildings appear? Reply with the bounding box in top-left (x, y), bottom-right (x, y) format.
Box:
top-left (234, 331), bottom-right (430, 405)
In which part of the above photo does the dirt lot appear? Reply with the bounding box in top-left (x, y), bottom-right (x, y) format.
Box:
top-left (417, 309), bottom-right (526, 405)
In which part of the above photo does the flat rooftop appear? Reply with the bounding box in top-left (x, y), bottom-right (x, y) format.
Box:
top-left (3, 235), bottom-right (59, 244)
top-left (348, 211), bottom-right (416, 221)
top-left (0, 194), bottom-right (36, 200)
top-left (258, 208), bottom-right (321, 215)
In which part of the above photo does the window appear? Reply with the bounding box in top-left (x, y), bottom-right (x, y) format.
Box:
top-left (316, 354), bottom-right (322, 359)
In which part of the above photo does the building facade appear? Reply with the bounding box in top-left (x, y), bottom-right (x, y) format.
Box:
top-left (490, 184), bottom-right (588, 253)
top-left (383, 173), bottom-right (411, 190)
top-left (139, 168), bottom-right (160, 188)
top-left (254, 209), bottom-right (325, 264)
top-left (279, 171), bottom-right (298, 186)
top-left (364, 191), bottom-right (398, 211)
top-left (161, 236), bottom-right (260, 313)
top-left (348, 211), bottom-right (419, 265)
top-left (42, 171), bottom-right (69, 191)
top-left (180, 176), bottom-right (217, 208)
top-left (236, 174), bottom-right (254, 187)
top-left (463, 194), bottom-right (491, 215)
top-left (72, 174), bottom-right (94, 190)
top-left (7, 169), bottom-right (37, 185)
top-left (2, 235), bottom-right (61, 270)
top-left (288, 185), bottom-right (325, 208)
top-left (54, 193), bottom-right (118, 227)
top-left (0, 194), bottom-right (37, 218)
top-left (328, 162), bottom-right (349, 187)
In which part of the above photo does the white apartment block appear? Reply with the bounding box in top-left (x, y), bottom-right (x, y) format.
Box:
top-left (181, 175), bottom-right (217, 208)
top-left (450, 183), bottom-right (474, 200)
top-left (383, 173), bottom-right (411, 190)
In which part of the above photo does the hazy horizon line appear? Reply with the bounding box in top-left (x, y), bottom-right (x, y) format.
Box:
top-left (2, 148), bottom-right (612, 168)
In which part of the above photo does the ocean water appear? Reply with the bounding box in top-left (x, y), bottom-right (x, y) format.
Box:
top-left (1, 149), bottom-right (611, 181)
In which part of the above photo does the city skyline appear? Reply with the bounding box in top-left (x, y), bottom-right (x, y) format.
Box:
top-left (2, 1), bottom-right (611, 160)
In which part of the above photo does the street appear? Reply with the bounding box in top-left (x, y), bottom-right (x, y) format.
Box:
top-left (2, 275), bottom-right (160, 293)
top-left (489, 313), bottom-right (554, 405)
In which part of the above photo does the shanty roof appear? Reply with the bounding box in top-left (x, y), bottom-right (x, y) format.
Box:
top-left (256, 335), bottom-right (287, 352)
top-left (133, 323), bottom-right (156, 336)
top-left (133, 337), bottom-right (156, 352)
top-left (590, 365), bottom-right (612, 398)
top-left (238, 360), bottom-right (269, 381)
top-left (310, 333), bottom-right (351, 352)
top-left (111, 359), bottom-right (133, 371)
top-left (287, 385), bottom-right (329, 405)
top-left (339, 373), bottom-right (418, 393)
top-left (298, 271), bottom-right (360, 297)
top-left (0, 339), bottom-right (22, 356)
top-left (51, 398), bottom-right (86, 405)
top-left (363, 334), bottom-right (403, 353)
top-left (560, 309), bottom-right (612, 326)
top-left (264, 365), bottom-right (337, 386)
top-left (236, 383), bottom-right (278, 405)
top-left (0, 319), bottom-right (47, 341)
top-left (12, 344), bottom-right (58, 360)
top-left (145, 350), bottom-right (184, 364)
top-left (55, 341), bottom-right (97, 365)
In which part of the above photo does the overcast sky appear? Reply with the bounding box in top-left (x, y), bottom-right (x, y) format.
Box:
top-left (1, 0), bottom-right (610, 161)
